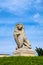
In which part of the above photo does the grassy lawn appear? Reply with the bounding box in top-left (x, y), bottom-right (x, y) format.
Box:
top-left (0, 56), bottom-right (43, 65)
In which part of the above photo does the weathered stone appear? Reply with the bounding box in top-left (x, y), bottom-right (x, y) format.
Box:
top-left (13, 24), bottom-right (35, 56)
top-left (13, 48), bottom-right (35, 56)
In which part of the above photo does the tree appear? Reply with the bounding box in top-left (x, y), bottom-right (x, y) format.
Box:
top-left (35, 47), bottom-right (43, 56)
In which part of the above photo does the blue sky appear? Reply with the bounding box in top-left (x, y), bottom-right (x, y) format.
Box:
top-left (0, 0), bottom-right (43, 55)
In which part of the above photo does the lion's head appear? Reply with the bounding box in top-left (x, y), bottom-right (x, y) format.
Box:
top-left (16, 24), bottom-right (24, 31)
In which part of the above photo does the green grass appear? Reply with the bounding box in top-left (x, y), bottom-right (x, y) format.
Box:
top-left (0, 56), bottom-right (43, 65)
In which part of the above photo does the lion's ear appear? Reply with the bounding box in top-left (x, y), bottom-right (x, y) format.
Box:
top-left (16, 24), bottom-right (19, 26)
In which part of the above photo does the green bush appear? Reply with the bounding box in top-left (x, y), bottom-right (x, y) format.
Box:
top-left (35, 47), bottom-right (43, 56)
top-left (0, 56), bottom-right (43, 65)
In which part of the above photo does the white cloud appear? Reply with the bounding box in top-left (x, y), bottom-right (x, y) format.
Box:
top-left (33, 0), bottom-right (43, 12)
top-left (33, 13), bottom-right (40, 21)
top-left (35, 0), bottom-right (41, 4)
top-left (32, 13), bottom-right (43, 25)
top-left (0, 0), bottom-right (42, 15)
top-left (0, 0), bottom-right (31, 15)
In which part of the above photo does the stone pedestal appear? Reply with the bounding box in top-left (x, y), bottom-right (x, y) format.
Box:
top-left (13, 47), bottom-right (35, 56)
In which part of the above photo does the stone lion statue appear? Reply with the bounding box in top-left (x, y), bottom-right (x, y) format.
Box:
top-left (14, 24), bottom-right (31, 49)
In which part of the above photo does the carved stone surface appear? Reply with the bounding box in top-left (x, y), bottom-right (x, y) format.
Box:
top-left (13, 24), bottom-right (35, 56)
top-left (13, 48), bottom-right (35, 56)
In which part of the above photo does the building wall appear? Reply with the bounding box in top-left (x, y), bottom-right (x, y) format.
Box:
top-left (0, 54), bottom-right (9, 57)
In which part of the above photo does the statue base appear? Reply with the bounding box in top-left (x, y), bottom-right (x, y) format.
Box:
top-left (13, 48), bottom-right (35, 56)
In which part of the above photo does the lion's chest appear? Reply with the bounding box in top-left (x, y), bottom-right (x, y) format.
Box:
top-left (17, 32), bottom-right (24, 44)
